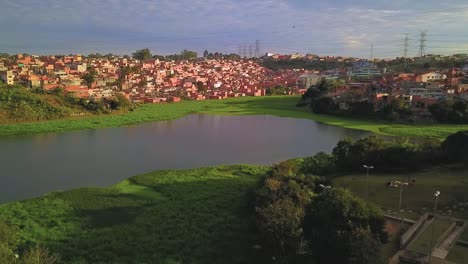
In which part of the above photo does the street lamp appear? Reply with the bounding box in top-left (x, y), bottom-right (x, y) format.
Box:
top-left (387, 180), bottom-right (409, 228)
top-left (318, 184), bottom-right (332, 195)
top-left (428, 191), bottom-right (440, 264)
top-left (363, 165), bottom-right (374, 200)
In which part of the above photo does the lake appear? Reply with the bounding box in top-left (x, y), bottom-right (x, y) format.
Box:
top-left (0, 114), bottom-right (375, 203)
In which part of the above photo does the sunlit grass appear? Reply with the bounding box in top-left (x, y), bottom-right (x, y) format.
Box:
top-left (1, 95), bottom-right (468, 139)
top-left (0, 165), bottom-right (269, 263)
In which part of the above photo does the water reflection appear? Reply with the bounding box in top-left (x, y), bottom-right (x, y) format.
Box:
top-left (0, 114), bottom-right (375, 203)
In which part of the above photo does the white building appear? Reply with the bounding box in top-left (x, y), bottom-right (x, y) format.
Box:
top-left (297, 73), bottom-right (321, 88)
top-left (419, 72), bottom-right (446, 83)
top-left (0, 70), bottom-right (15, 85)
top-left (410, 87), bottom-right (444, 99)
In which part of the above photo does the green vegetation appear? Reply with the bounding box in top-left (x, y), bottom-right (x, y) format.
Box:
top-left (0, 84), bottom-right (135, 126)
top-left (0, 165), bottom-right (269, 264)
top-left (0, 134), bottom-right (467, 262)
top-left (251, 160), bottom-right (386, 263)
top-left (2, 91), bottom-right (468, 138)
top-left (332, 166), bottom-right (468, 219)
top-left (446, 244), bottom-right (468, 264)
top-left (409, 220), bottom-right (452, 253)
top-left (0, 85), bottom-right (73, 123)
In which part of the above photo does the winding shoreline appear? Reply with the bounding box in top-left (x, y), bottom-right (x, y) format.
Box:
top-left (1, 95), bottom-right (467, 139)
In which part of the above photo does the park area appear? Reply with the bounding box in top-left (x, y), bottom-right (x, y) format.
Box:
top-left (333, 164), bottom-right (468, 263)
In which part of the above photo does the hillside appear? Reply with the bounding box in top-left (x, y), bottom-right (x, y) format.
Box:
top-left (0, 84), bottom-right (85, 124)
top-left (0, 83), bottom-right (134, 125)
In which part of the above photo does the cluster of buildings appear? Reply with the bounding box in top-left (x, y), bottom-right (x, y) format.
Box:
top-left (309, 67), bottom-right (468, 117)
top-left (2, 53), bottom-right (468, 114)
top-left (0, 54), bottom-right (305, 103)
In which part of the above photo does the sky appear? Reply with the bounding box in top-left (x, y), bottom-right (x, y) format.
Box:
top-left (1, 0), bottom-right (468, 58)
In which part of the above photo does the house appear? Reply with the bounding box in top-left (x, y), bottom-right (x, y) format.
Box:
top-left (416, 72), bottom-right (446, 83)
top-left (409, 87), bottom-right (444, 99)
top-left (297, 73), bottom-right (321, 89)
top-left (0, 70), bottom-right (15, 85)
top-left (347, 68), bottom-right (386, 77)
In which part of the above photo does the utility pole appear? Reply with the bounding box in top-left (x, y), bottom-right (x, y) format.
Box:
top-left (403, 33), bottom-right (409, 69)
top-left (418, 30), bottom-right (427, 57)
top-left (255, 40), bottom-right (260, 58)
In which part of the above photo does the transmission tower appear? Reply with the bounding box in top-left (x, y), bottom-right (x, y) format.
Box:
top-left (403, 33), bottom-right (409, 68)
top-left (370, 44), bottom-right (374, 60)
top-left (238, 45), bottom-right (242, 57)
top-left (249, 45), bottom-right (253, 58)
top-left (417, 30), bottom-right (427, 57)
top-left (255, 40), bottom-right (260, 58)
top-left (242, 45), bottom-right (247, 58)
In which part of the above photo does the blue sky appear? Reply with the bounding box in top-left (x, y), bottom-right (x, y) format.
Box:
top-left (1, 0), bottom-right (468, 58)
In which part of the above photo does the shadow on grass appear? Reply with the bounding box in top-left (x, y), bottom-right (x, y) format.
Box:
top-left (48, 176), bottom-right (270, 264)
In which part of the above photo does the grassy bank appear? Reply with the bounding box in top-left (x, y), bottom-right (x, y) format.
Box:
top-left (0, 165), bottom-right (269, 264)
top-left (1, 95), bottom-right (468, 138)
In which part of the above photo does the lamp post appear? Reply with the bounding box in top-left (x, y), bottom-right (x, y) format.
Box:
top-left (363, 165), bottom-right (374, 200)
top-left (428, 191), bottom-right (440, 264)
top-left (318, 184), bottom-right (332, 195)
top-left (387, 180), bottom-right (409, 228)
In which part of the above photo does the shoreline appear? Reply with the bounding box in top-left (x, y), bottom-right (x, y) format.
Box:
top-left (1, 95), bottom-right (467, 139)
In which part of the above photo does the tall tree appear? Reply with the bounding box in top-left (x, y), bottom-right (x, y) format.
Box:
top-left (303, 188), bottom-right (386, 264)
top-left (81, 68), bottom-right (97, 88)
top-left (203, 50), bottom-right (209, 58)
top-left (132, 48), bottom-right (152, 61)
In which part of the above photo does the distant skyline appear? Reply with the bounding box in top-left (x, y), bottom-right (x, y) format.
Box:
top-left (1, 0), bottom-right (468, 58)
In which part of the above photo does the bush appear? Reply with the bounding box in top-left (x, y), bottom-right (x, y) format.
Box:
top-left (301, 152), bottom-right (336, 176)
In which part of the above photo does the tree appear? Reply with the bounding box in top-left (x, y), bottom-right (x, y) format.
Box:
top-left (203, 50), bottom-right (209, 58)
top-left (255, 198), bottom-right (304, 262)
top-left (301, 152), bottom-right (336, 176)
top-left (303, 188), bottom-right (386, 264)
top-left (81, 68), bottom-right (97, 88)
top-left (441, 130), bottom-right (468, 162)
top-left (196, 81), bottom-right (206, 92)
top-left (132, 48), bottom-right (152, 61)
top-left (180, 50), bottom-right (198, 60)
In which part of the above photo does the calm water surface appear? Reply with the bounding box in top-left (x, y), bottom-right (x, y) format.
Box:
top-left (0, 114), bottom-right (374, 203)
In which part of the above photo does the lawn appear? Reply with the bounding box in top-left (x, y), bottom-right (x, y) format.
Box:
top-left (0, 165), bottom-right (270, 264)
top-left (408, 219), bottom-right (452, 253)
top-left (332, 165), bottom-right (468, 219)
top-left (1, 95), bottom-right (468, 139)
top-left (446, 244), bottom-right (468, 264)
top-left (446, 229), bottom-right (468, 263)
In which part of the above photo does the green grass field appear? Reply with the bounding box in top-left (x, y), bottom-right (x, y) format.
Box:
top-left (0, 165), bottom-right (269, 264)
top-left (446, 244), bottom-right (468, 264)
top-left (332, 165), bottom-right (468, 220)
top-left (1, 95), bottom-right (468, 138)
top-left (408, 219), bottom-right (452, 253)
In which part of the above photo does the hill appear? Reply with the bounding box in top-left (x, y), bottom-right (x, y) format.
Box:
top-left (0, 83), bottom-right (134, 125)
